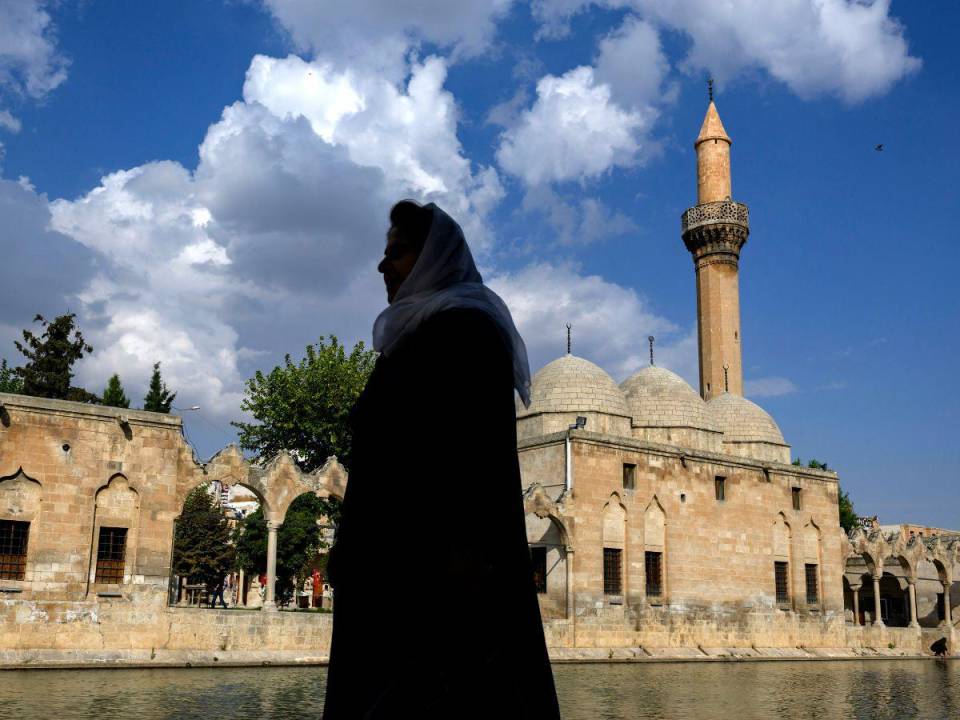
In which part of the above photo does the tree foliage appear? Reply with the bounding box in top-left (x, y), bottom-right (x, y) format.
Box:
top-left (0, 359), bottom-right (23, 393)
top-left (231, 493), bottom-right (339, 605)
top-left (231, 335), bottom-right (376, 472)
top-left (101, 373), bottom-right (130, 408)
top-left (173, 486), bottom-right (236, 591)
top-left (838, 487), bottom-right (858, 534)
top-left (143, 361), bottom-right (176, 413)
top-left (12, 313), bottom-right (98, 402)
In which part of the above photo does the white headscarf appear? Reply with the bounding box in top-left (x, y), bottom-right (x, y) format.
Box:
top-left (372, 202), bottom-right (532, 407)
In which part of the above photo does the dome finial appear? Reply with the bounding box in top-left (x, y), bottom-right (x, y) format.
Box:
top-left (723, 364), bottom-right (729, 392)
top-left (708, 77), bottom-right (714, 103)
top-left (648, 335), bottom-right (655, 366)
top-left (565, 323), bottom-right (572, 355)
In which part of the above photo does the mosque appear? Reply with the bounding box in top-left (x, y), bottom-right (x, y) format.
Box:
top-left (514, 97), bottom-right (958, 654)
top-left (0, 97), bottom-right (955, 665)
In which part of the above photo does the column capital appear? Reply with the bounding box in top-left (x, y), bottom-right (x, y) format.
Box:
top-left (266, 519), bottom-right (282, 531)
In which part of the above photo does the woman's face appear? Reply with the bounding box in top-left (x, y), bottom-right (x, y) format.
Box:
top-left (377, 225), bottom-right (421, 303)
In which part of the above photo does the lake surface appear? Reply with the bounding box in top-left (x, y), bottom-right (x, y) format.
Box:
top-left (0, 660), bottom-right (957, 719)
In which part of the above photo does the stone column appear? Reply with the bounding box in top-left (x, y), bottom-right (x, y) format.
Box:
top-left (907, 579), bottom-right (920, 628)
top-left (943, 581), bottom-right (953, 627)
top-left (264, 519), bottom-right (280, 611)
top-left (851, 583), bottom-right (861, 626)
top-left (872, 574), bottom-right (884, 627)
top-left (238, 568), bottom-right (245, 607)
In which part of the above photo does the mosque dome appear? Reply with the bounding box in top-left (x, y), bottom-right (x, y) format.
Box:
top-left (520, 354), bottom-right (629, 418)
top-left (620, 366), bottom-right (716, 430)
top-left (706, 392), bottom-right (786, 445)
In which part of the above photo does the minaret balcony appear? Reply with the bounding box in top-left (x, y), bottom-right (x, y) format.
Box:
top-left (681, 200), bottom-right (750, 236)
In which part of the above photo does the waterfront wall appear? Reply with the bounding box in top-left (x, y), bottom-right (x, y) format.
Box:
top-left (2, 591), bottom-right (946, 666)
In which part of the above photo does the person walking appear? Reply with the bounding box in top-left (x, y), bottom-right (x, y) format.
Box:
top-left (322, 200), bottom-right (561, 719)
top-left (209, 577), bottom-right (227, 609)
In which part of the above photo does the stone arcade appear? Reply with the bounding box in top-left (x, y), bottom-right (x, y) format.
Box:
top-left (0, 98), bottom-right (956, 665)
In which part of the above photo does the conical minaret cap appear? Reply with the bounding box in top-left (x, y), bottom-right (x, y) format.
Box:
top-left (696, 101), bottom-right (731, 146)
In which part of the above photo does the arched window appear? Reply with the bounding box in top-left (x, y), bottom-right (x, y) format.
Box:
top-left (644, 497), bottom-right (666, 602)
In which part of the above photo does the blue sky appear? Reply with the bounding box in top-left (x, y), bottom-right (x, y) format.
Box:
top-left (0, 1), bottom-right (956, 527)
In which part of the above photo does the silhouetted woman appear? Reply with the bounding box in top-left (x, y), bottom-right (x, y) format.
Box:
top-left (322, 200), bottom-right (561, 719)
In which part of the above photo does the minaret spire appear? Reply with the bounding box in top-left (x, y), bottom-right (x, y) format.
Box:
top-left (682, 95), bottom-right (749, 400)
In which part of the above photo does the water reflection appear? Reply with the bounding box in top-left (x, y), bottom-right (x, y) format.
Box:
top-left (0, 660), bottom-right (956, 719)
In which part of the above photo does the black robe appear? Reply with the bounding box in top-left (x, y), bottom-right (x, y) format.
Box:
top-left (322, 307), bottom-right (561, 719)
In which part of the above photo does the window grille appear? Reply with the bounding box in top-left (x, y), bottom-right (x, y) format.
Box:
top-left (95, 526), bottom-right (127, 584)
top-left (805, 563), bottom-right (819, 604)
top-left (645, 551), bottom-right (663, 598)
top-left (622, 463), bottom-right (636, 490)
top-left (530, 546), bottom-right (547, 594)
top-left (775, 561), bottom-right (790, 604)
top-left (603, 548), bottom-right (622, 595)
top-left (791, 487), bottom-right (802, 511)
top-left (0, 520), bottom-right (29, 581)
top-left (715, 476), bottom-right (726, 501)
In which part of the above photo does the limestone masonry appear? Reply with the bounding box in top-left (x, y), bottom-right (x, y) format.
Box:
top-left (0, 98), bottom-right (956, 667)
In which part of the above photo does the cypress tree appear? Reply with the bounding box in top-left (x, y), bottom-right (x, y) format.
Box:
top-left (172, 486), bottom-right (236, 593)
top-left (101, 373), bottom-right (130, 408)
top-left (143, 361), bottom-right (176, 413)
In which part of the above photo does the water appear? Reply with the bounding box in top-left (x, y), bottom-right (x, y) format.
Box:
top-left (0, 660), bottom-right (958, 719)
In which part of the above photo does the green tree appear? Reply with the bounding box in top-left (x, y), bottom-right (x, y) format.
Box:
top-left (231, 493), bottom-right (339, 606)
top-left (143, 361), bottom-right (176, 413)
top-left (838, 487), bottom-right (858, 534)
top-left (101, 373), bottom-right (130, 408)
top-left (232, 335), bottom-right (376, 472)
top-left (233, 506), bottom-right (268, 577)
top-left (12, 313), bottom-right (98, 402)
top-left (173, 486), bottom-right (236, 594)
top-left (0, 359), bottom-right (23, 393)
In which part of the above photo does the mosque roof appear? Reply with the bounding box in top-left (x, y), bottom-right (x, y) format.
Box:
top-left (696, 101), bottom-right (731, 145)
top-left (520, 354), bottom-right (629, 417)
top-left (706, 392), bottom-right (786, 445)
top-left (620, 365), bottom-right (717, 430)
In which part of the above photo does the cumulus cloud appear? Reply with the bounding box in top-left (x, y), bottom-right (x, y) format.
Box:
top-left (744, 376), bottom-right (798, 398)
top-left (31, 52), bottom-right (502, 427)
top-left (260, 0), bottom-right (515, 77)
top-left (488, 261), bottom-right (693, 382)
top-left (594, 15), bottom-right (673, 112)
top-left (533, 0), bottom-right (920, 102)
top-left (496, 65), bottom-right (647, 186)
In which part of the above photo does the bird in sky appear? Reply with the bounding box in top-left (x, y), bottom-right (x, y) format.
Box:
top-left (875, 144), bottom-right (884, 152)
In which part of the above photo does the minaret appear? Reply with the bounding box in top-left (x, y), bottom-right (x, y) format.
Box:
top-left (681, 87), bottom-right (750, 400)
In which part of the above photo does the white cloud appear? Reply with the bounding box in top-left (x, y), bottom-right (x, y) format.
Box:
top-left (496, 65), bottom-right (647, 186)
top-left (594, 15), bottom-right (672, 112)
top-left (35, 51), bottom-right (502, 426)
top-left (533, 0), bottom-right (920, 103)
top-left (488, 261), bottom-right (691, 381)
top-left (260, 0), bottom-right (515, 78)
top-left (744, 376), bottom-right (798, 398)
top-left (0, 0), bottom-right (68, 99)
top-left (0, 110), bottom-right (21, 133)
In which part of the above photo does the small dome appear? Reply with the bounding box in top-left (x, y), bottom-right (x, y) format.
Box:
top-left (520, 354), bottom-right (628, 417)
top-left (707, 392), bottom-right (786, 445)
top-left (620, 366), bottom-right (716, 430)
